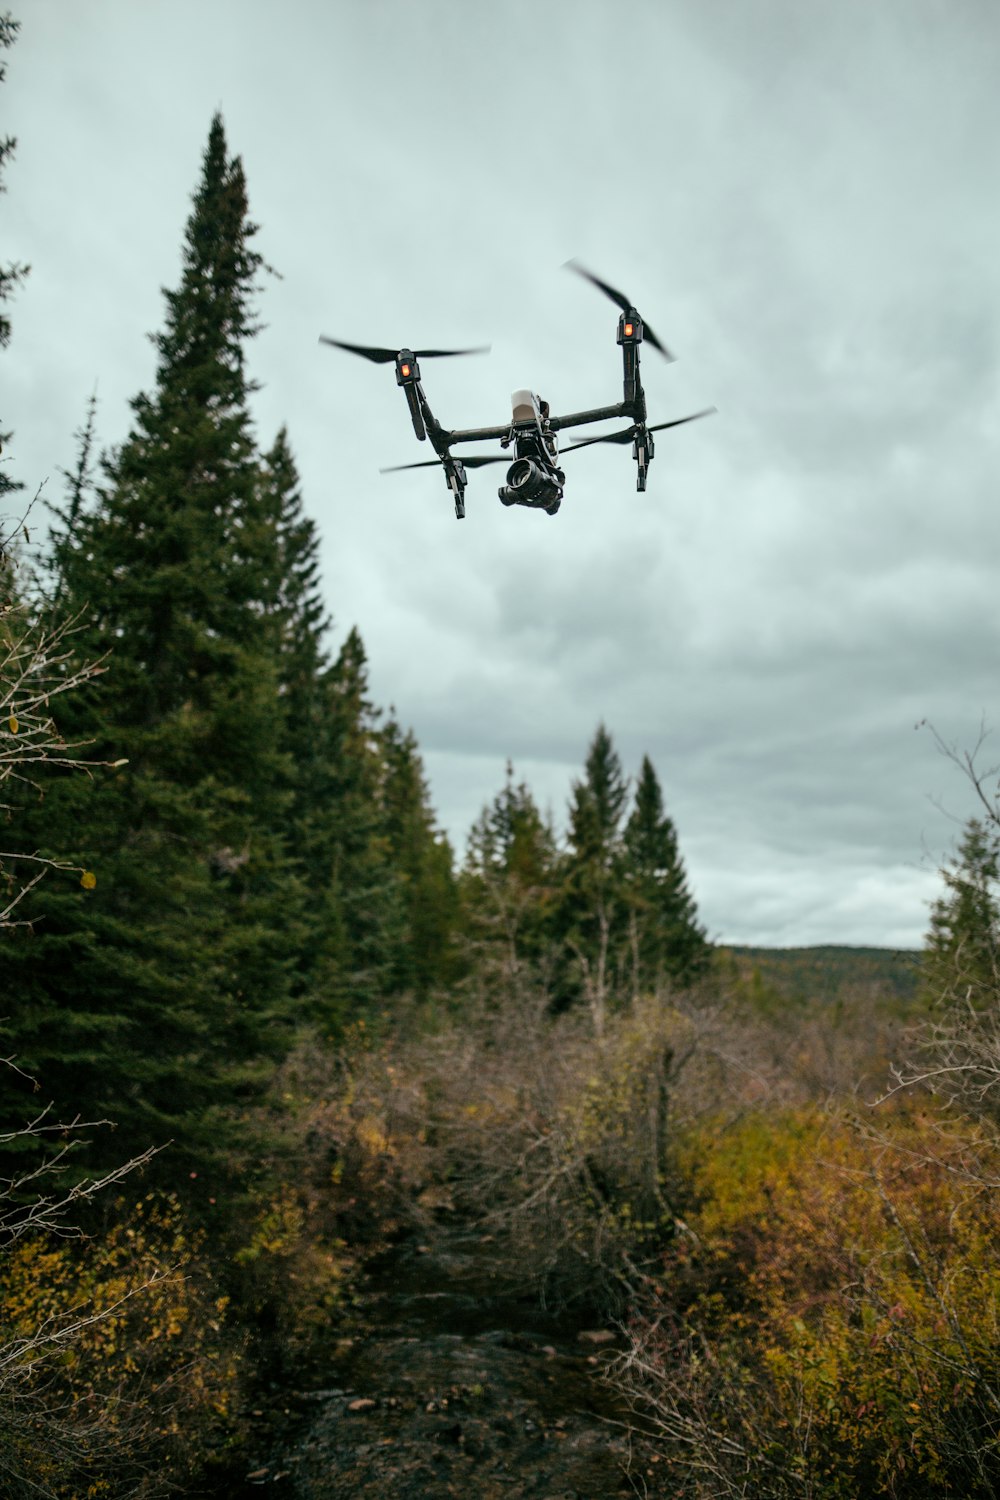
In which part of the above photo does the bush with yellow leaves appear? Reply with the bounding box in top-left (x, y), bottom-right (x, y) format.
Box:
top-left (0, 1191), bottom-right (243, 1497)
top-left (617, 1104), bottom-right (1000, 1499)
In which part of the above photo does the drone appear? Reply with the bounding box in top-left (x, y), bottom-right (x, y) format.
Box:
top-left (319, 262), bottom-right (714, 520)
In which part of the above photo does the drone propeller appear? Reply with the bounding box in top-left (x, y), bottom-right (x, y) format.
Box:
top-left (319, 336), bottom-right (490, 364)
top-left (564, 259), bottom-right (674, 361)
top-left (379, 453), bottom-right (507, 474)
top-left (561, 408), bottom-right (716, 453)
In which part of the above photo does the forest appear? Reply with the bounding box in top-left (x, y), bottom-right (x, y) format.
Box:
top-left (4, 24), bottom-right (1000, 1498)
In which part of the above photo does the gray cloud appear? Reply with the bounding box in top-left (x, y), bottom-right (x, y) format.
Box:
top-left (6, 0), bottom-right (998, 947)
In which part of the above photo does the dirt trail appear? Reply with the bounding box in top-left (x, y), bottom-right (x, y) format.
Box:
top-left (234, 1229), bottom-right (668, 1498)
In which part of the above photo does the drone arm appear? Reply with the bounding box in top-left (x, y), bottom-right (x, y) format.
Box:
top-left (548, 400), bottom-right (633, 433)
top-left (442, 422), bottom-right (515, 446)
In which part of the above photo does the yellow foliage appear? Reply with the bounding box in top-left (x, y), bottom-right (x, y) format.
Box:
top-left (0, 1192), bottom-right (242, 1496)
top-left (649, 1106), bottom-right (1000, 1497)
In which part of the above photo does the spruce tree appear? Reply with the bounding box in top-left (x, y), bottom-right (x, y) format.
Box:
top-left (309, 630), bottom-right (410, 1018)
top-left (622, 755), bottom-right (709, 992)
top-left (379, 717), bottom-right (457, 997)
top-left (0, 116), bottom-right (297, 1170)
top-left (462, 761), bottom-right (559, 985)
top-left (557, 724), bottom-right (630, 1031)
top-left (924, 818), bottom-right (1000, 1007)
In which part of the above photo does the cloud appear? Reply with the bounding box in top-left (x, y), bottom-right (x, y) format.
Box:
top-left (6, 0), bottom-right (997, 947)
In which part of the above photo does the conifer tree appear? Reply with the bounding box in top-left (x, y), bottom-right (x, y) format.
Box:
top-left (924, 817), bottom-right (1000, 1007)
top-left (379, 717), bottom-right (457, 996)
top-left (622, 754), bottom-right (709, 992)
top-left (309, 631), bottom-right (411, 1017)
top-left (462, 761), bottom-right (559, 984)
top-left (558, 724), bottom-right (630, 1032)
top-left (0, 116), bottom-right (297, 1169)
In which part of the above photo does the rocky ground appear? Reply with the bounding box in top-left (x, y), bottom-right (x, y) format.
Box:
top-left (230, 1230), bottom-right (670, 1499)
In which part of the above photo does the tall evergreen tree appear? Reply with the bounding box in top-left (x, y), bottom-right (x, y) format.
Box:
top-left (557, 724), bottom-right (630, 1032)
top-left (1, 11), bottom-right (28, 498)
top-left (379, 717), bottom-right (457, 997)
top-left (923, 817), bottom-right (1000, 1007)
top-left (622, 755), bottom-right (709, 993)
top-left (252, 432), bottom-right (422, 1020)
top-left (309, 630), bottom-right (410, 1018)
top-left (462, 761), bottom-right (559, 985)
top-left (0, 116), bottom-right (298, 1170)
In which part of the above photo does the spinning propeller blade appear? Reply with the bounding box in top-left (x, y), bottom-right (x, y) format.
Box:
top-left (564, 259), bottom-right (674, 360)
top-left (380, 453), bottom-right (507, 474)
top-left (320, 336), bottom-right (490, 363)
top-left (561, 408), bottom-right (716, 453)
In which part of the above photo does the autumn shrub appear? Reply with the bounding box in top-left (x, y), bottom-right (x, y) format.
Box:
top-left (287, 990), bottom-right (707, 1314)
top-left (617, 1104), bottom-right (1000, 1499)
top-left (226, 1024), bottom-right (433, 1379)
top-left (0, 1190), bottom-right (243, 1498)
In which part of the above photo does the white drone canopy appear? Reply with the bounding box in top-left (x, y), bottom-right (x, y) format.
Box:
top-left (510, 389), bottom-right (540, 423)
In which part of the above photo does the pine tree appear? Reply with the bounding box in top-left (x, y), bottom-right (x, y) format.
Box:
top-left (924, 818), bottom-right (1000, 1007)
top-left (1, 11), bottom-right (29, 498)
top-left (379, 717), bottom-right (457, 997)
top-left (622, 755), bottom-right (709, 993)
top-left (558, 724), bottom-right (630, 1033)
top-left (310, 631), bottom-right (411, 1018)
top-left (462, 761), bottom-right (559, 986)
top-left (0, 116), bottom-right (298, 1171)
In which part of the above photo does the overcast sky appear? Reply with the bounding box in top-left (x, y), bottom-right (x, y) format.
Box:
top-left (6, 1), bottom-right (999, 949)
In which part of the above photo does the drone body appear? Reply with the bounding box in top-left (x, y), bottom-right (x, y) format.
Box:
top-left (320, 264), bottom-right (713, 520)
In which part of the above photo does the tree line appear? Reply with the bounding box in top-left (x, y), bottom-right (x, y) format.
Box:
top-left (0, 111), bottom-right (708, 1182)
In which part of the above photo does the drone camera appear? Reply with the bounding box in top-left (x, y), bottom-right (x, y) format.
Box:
top-left (506, 458), bottom-right (543, 493)
top-left (498, 457), bottom-right (562, 512)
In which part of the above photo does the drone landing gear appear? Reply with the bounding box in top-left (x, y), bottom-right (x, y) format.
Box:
top-left (444, 457), bottom-right (467, 520)
top-left (633, 430), bottom-right (654, 492)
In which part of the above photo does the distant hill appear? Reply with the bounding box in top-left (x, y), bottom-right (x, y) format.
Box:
top-left (719, 944), bottom-right (923, 1011)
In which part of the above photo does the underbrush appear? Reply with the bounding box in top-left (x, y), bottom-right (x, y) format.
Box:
top-left (0, 1034), bottom-right (416, 1496)
top-left (617, 1101), bottom-right (1000, 1499)
top-left (1, 974), bottom-right (961, 1496)
top-left (0, 1190), bottom-right (241, 1497)
top-left (303, 991), bottom-right (706, 1314)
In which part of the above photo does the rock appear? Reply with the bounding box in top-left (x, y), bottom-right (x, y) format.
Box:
top-left (347, 1397), bottom-right (377, 1412)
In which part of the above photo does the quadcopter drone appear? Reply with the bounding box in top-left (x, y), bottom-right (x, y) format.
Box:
top-left (319, 262), bottom-right (714, 520)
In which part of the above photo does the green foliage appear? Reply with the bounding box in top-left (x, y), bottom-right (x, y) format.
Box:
top-left (924, 817), bottom-right (1000, 1008)
top-left (622, 754), bottom-right (710, 991)
top-left (0, 115), bottom-right (300, 1171)
top-left (720, 944), bottom-right (922, 1015)
top-left (378, 717), bottom-right (458, 996)
top-left (460, 760), bottom-right (560, 988)
top-left (552, 724), bottom-right (629, 1024)
top-left (552, 726), bottom-right (709, 1025)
